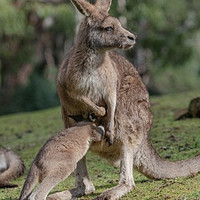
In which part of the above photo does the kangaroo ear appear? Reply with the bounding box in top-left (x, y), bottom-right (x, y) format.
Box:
top-left (70, 0), bottom-right (95, 16)
top-left (95, 0), bottom-right (112, 12)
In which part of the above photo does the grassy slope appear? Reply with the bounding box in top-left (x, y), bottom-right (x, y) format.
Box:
top-left (0, 90), bottom-right (200, 200)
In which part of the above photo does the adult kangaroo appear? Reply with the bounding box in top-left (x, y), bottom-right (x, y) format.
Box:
top-left (49, 0), bottom-right (200, 199)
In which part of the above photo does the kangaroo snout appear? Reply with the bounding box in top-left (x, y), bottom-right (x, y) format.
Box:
top-left (127, 34), bottom-right (136, 46)
top-left (127, 35), bottom-right (135, 41)
top-left (120, 32), bottom-right (136, 50)
top-left (127, 33), bottom-right (136, 42)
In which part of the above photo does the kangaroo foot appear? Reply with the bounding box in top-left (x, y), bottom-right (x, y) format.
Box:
top-left (93, 183), bottom-right (135, 200)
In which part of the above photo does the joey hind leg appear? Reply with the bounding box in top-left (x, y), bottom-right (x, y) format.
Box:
top-left (74, 155), bottom-right (95, 195)
top-left (94, 145), bottom-right (135, 200)
top-left (29, 176), bottom-right (64, 200)
top-left (48, 156), bottom-right (95, 200)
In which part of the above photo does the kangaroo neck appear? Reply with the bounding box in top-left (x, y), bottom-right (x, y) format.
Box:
top-left (71, 21), bottom-right (107, 70)
top-left (72, 41), bottom-right (106, 70)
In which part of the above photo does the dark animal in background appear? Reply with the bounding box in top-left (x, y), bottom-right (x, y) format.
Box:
top-left (175, 97), bottom-right (200, 120)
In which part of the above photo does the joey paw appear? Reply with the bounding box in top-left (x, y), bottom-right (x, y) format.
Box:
top-left (89, 112), bottom-right (97, 122)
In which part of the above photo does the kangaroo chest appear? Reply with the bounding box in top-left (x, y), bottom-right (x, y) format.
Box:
top-left (67, 64), bottom-right (117, 105)
top-left (79, 69), bottom-right (107, 100)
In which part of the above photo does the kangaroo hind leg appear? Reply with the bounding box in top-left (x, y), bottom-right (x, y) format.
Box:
top-left (94, 144), bottom-right (135, 200)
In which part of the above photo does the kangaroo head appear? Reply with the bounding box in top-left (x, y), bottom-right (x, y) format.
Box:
top-left (70, 0), bottom-right (136, 50)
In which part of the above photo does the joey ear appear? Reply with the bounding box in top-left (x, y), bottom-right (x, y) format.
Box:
top-left (70, 0), bottom-right (95, 16)
top-left (95, 0), bottom-right (112, 12)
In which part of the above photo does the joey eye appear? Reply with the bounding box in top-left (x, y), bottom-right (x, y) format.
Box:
top-left (104, 26), bottom-right (114, 31)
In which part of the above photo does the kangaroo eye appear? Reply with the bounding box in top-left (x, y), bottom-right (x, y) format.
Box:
top-left (104, 26), bottom-right (114, 31)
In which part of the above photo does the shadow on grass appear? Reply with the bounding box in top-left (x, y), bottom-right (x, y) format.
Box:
top-left (135, 179), bottom-right (154, 184)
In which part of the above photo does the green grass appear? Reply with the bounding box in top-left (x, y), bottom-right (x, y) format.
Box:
top-left (0, 90), bottom-right (200, 200)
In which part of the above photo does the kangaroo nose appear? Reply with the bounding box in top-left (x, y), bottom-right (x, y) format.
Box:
top-left (127, 33), bottom-right (136, 41)
top-left (127, 35), bottom-right (135, 41)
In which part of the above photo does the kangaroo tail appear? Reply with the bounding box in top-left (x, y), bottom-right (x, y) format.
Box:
top-left (19, 164), bottom-right (39, 200)
top-left (133, 138), bottom-right (200, 179)
top-left (0, 151), bottom-right (25, 183)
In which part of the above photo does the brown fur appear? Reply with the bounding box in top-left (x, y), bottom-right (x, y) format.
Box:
top-left (0, 145), bottom-right (25, 188)
top-left (19, 122), bottom-right (104, 200)
top-left (48, 0), bottom-right (200, 199)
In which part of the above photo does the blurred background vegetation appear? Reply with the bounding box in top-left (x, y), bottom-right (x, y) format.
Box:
top-left (0, 0), bottom-right (200, 115)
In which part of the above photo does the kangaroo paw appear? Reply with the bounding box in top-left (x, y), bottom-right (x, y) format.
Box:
top-left (95, 106), bottom-right (106, 117)
top-left (105, 130), bottom-right (115, 145)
